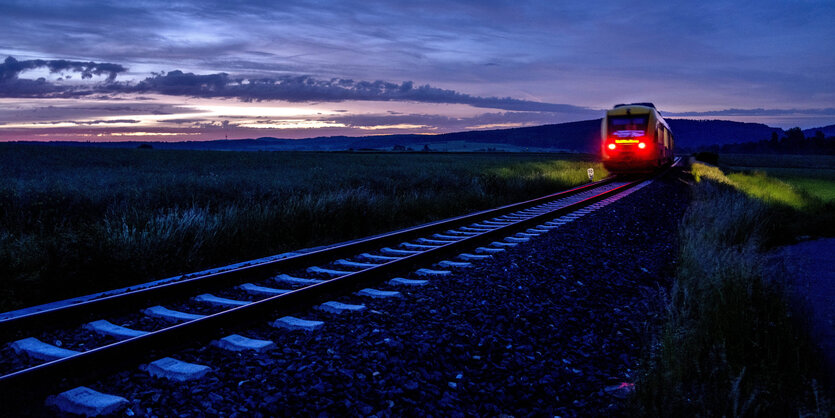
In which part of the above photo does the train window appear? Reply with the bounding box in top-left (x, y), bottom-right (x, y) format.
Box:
top-left (608, 116), bottom-right (648, 138)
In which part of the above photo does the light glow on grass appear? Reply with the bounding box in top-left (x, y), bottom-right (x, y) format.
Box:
top-left (692, 163), bottom-right (809, 209)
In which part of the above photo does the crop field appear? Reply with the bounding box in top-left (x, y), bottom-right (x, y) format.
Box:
top-left (0, 144), bottom-right (605, 311)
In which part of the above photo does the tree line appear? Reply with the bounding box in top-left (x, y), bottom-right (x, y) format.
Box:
top-left (697, 127), bottom-right (835, 154)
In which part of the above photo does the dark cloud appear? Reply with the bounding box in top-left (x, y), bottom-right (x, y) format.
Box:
top-left (0, 59), bottom-right (594, 113)
top-left (165, 118), bottom-right (210, 125)
top-left (11, 119), bottom-right (140, 126)
top-left (0, 56), bottom-right (125, 82)
top-left (330, 111), bottom-right (575, 131)
top-left (123, 70), bottom-right (594, 113)
top-left (0, 56), bottom-right (127, 98)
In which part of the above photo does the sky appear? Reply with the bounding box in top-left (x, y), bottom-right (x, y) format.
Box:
top-left (0, 0), bottom-right (833, 142)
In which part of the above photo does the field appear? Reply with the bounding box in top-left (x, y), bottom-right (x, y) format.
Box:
top-left (0, 144), bottom-right (605, 312)
top-left (638, 157), bottom-right (834, 415)
top-left (720, 154), bottom-right (835, 204)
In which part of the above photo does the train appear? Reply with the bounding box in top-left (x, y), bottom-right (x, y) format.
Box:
top-left (600, 103), bottom-right (674, 173)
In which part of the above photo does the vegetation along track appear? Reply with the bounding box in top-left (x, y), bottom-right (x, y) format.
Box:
top-left (0, 167), bottom-right (667, 412)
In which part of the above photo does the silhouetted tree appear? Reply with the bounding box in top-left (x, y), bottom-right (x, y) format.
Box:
top-left (786, 127), bottom-right (804, 142)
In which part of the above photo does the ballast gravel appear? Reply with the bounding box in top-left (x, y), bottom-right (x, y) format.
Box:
top-left (41, 170), bottom-right (690, 416)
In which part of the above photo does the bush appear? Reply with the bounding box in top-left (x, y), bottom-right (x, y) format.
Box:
top-left (636, 163), bottom-right (831, 416)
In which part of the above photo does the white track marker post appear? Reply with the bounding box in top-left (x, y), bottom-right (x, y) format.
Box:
top-left (588, 168), bottom-right (594, 182)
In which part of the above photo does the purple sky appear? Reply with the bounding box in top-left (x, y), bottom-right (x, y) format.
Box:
top-left (1, 0), bottom-right (833, 141)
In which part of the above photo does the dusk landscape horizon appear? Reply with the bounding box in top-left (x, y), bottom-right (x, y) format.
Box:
top-left (2, 1), bottom-right (834, 416)
top-left (1, 1), bottom-right (833, 142)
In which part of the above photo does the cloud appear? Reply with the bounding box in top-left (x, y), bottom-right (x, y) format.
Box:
top-left (0, 57), bottom-right (595, 113)
top-left (0, 56), bottom-right (127, 98)
top-left (122, 70), bottom-right (594, 113)
top-left (0, 56), bottom-right (126, 82)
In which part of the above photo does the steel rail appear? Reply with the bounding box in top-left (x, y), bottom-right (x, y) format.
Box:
top-left (0, 176), bottom-right (616, 339)
top-left (0, 176), bottom-right (645, 406)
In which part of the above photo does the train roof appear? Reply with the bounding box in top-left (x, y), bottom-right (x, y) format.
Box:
top-left (614, 102), bottom-right (656, 109)
top-left (605, 103), bottom-right (670, 130)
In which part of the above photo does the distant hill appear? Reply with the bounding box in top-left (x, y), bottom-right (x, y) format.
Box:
top-left (10, 119), bottom-right (834, 153)
top-left (803, 125), bottom-right (835, 138)
top-left (666, 119), bottom-right (784, 151)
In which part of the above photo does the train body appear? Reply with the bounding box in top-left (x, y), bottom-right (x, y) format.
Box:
top-left (601, 103), bottom-right (674, 173)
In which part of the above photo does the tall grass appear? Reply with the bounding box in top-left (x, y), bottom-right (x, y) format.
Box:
top-left (636, 163), bottom-right (832, 416)
top-left (0, 144), bottom-right (605, 311)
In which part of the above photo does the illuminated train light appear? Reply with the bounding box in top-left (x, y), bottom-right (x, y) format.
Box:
top-left (608, 143), bottom-right (616, 150)
top-left (638, 142), bottom-right (646, 149)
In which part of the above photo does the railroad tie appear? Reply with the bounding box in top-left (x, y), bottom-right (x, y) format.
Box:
top-left (193, 293), bottom-right (250, 308)
top-left (144, 357), bottom-right (212, 381)
top-left (357, 252), bottom-right (401, 261)
top-left (238, 283), bottom-right (291, 296)
top-left (307, 266), bottom-right (353, 277)
top-left (476, 246), bottom-right (505, 254)
top-left (388, 277), bottom-right (428, 286)
top-left (47, 386), bottom-right (129, 417)
top-left (380, 247), bottom-right (421, 256)
top-left (504, 236), bottom-right (529, 243)
top-left (356, 288), bottom-right (402, 299)
top-left (459, 226), bottom-right (492, 232)
top-left (515, 232), bottom-right (539, 238)
top-left (272, 273), bottom-right (324, 285)
top-left (271, 316), bottom-right (324, 332)
top-left (211, 334), bottom-right (276, 352)
top-left (333, 259), bottom-right (379, 268)
top-left (482, 220), bottom-right (513, 226)
top-left (433, 233), bottom-right (464, 240)
top-left (444, 229), bottom-right (479, 236)
top-left (491, 241), bottom-right (518, 247)
top-left (317, 301), bottom-right (367, 315)
top-left (10, 337), bottom-right (80, 362)
top-left (416, 237), bottom-right (455, 245)
top-left (471, 223), bottom-right (500, 229)
top-left (415, 268), bottom-right (451, 277)
top-left (85, 320), bottom-right (149, 339)
top-left (400, 242), bottom-right (438, 250)
top-left (142, 306), bottom-right (205, 322)
top-left (458, 253), bottom-right (491, 261)
top-left (438, 260), bottom-right (472, 268)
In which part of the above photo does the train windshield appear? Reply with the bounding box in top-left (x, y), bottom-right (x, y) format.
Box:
top-left (609, 116), bottom-right (648, 138)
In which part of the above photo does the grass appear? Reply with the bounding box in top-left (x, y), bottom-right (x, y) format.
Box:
top-left (781, 177), bottom-right (835, 203)
top-left (636, 161), bottom-right (833, 416)
top-left (0, 144), bottom-right (605, 312)
top-left (720, 154), bottom-right (835, 204)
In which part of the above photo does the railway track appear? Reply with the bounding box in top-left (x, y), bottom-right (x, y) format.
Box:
top-left (0, 171), bottom-right (661, 413)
